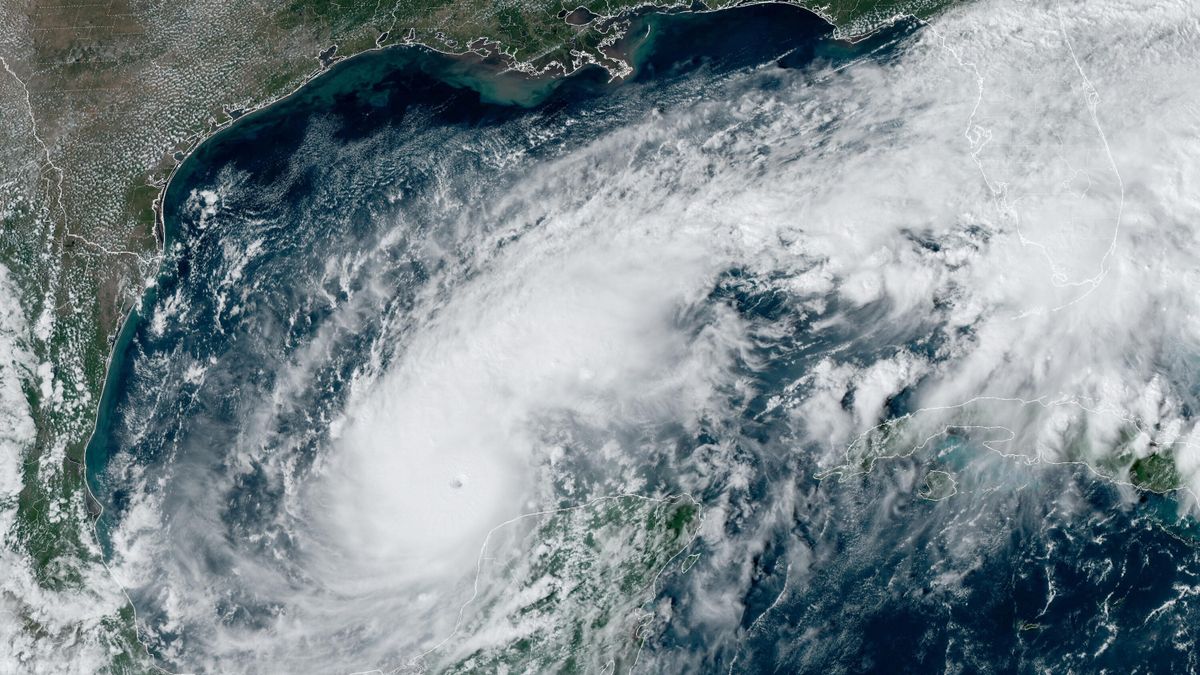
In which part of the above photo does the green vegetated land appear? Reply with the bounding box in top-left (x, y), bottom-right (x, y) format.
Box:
top-left (441, 495), bottom-right (701, 673)
top-left (0, 0), bottom-right (955, 669)
top-left (1129, 452), bottom-right (1183, 493)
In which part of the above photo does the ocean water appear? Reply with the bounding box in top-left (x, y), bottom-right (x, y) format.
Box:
top-left (85, 2), bottom-right (1200, 673)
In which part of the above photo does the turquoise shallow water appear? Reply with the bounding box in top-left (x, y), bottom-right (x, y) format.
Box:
top-left (83, 5), bottom-right (1200, 673)
top-left (86, 2), bottom-right (858, 535)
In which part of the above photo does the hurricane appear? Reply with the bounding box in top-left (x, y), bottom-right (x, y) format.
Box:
top-left (86, 0), bottom-right (1200, 671)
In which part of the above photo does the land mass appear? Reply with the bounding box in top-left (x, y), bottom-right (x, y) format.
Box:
top-left (0, 0), bottom-right (954, 669)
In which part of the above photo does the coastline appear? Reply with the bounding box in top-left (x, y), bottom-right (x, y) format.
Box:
top-left (76, 8), bottom-right (845, 666)
top-left (75, 6), bottom-right (900, 666)
top-left (82, 0), bottom-right (866, 515)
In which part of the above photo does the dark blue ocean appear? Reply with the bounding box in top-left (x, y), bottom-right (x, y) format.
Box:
top-left (86, 5), bottom-right (1200, 673)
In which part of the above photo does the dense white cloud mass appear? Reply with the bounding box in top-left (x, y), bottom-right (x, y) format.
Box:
top-left (809, 0), bottom-right (1200, 486)
top-left (96, 0), bottom-right (1200, 670)
top-left (0, 264), bottom-right (130, 673)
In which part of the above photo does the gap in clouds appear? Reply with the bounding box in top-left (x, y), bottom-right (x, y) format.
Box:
top-left (90, 0), bottom-right (1200, 671)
